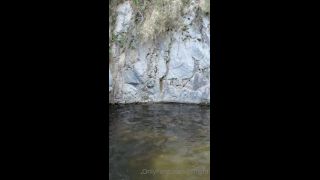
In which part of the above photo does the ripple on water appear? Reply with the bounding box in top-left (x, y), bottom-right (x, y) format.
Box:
top-left (109, 104), bottom-right (210, 180)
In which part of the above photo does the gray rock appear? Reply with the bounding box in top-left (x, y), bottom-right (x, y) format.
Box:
top-left (109, 69), bottom-right (112, 92)
top-left (109, 0), bottom-right (210, 104)
top-left (124, 69), bottom-right (140, 86)
top-left (114, 2), bottom-right (133, 35)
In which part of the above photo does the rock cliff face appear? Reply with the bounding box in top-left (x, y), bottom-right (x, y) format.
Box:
top-left (109, 0), bottom-right (210, 104)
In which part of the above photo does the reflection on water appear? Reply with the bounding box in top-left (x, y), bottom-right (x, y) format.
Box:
top-left (109, 104), bottom-right (210, 180)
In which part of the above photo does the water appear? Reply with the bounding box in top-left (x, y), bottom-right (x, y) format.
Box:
top-left (109, 103), bottom-right (210, 180)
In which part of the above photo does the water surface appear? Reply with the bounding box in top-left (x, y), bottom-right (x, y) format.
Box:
top-left (109, 104), bottom-right (210, 180)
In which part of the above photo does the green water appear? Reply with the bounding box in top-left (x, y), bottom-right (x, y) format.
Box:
top-left (109, 104), bottom-right (210, 180)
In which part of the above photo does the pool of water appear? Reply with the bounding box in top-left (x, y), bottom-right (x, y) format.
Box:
top-left (109, 103), bottom-right (210, 180)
